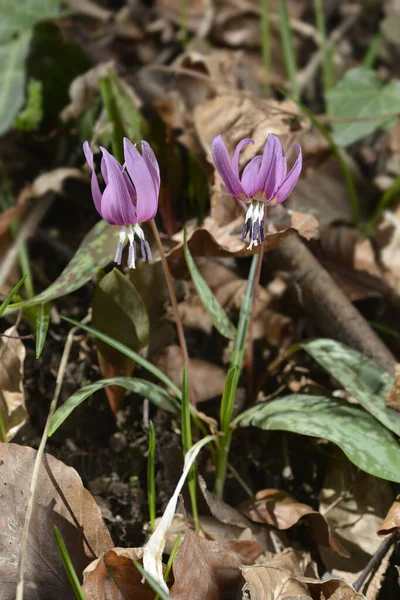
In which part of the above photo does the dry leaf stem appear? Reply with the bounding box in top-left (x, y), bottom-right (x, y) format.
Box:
top-left (150, 220), bottom-right (193, 400)
top-left (272, 233), bottom-right (395, 375)
top-left (16, 325), bottom-right (79, 600)
top-left (353, 533), bottom-right (397, 593)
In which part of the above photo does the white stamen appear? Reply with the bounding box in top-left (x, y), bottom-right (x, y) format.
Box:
top-left (127, 226), bottom-right (136, 269)
top-left (246, 202), bottom-right (265, 250)
top-left (114, 227), bottom-right (127, 264)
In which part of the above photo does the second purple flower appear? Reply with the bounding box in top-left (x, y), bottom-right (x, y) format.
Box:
top-left (83, 137), bottom-right (160, 269)
top-left (212, 134), bottom-right (302, 250)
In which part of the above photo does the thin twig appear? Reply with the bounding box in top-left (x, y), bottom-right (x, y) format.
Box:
top-left (149, 220), bottom-right (193, 402)
top-left (15, 325), bottom-right (80, 600)
top-left (353, 533), bottom-right (397, 592)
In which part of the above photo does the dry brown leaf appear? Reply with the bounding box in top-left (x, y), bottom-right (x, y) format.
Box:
top-left (83, 547), bottom-right (155, 600)
top-left (0, 442), bottom-right (113, 599)
top-left (0, 326), bottom-right (27, 439)
top-left (298, 576), bottom-right (366, 600)
top-left (375, 207), bottom-right (400, 294)
top-left (240, 489), bottom-right (349, 557)
top-left (0, 187), bottom-right (31, 239)
top-left (377, 494), bottom-right (400, 536)
top-left (153, 345), bottom-right (226, 403)
top-left (318, 459), bottom-right (393, 597)
top-left (170, 528), bottom-right (264, 599)
top-left (241, 548), bottom-right (316, 600)
top-left (61, 62), bottom-right (116, 122)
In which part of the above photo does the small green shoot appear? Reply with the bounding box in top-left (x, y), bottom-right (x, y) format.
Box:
top-left (53, 526), bottom-right (85, 600)
top-left (134, 561), bottom-right (171, 600)
top-left (35, 302), bottom-right (50, 358)
top-left (366, 174), bottom-right (400, 235)
top-left (100, 75), bottom-right (124, 163)
top-left (154, 533), bottom-right (181, 600)
top-left (214, 254), bottom-right (260, 499)
top-left (0, 274), bottom-right (27, 317)
top-left (147, 420), bottom-right (156, 531)
top-left (181, 364), bottom-right (199, 532)
top-left (0, 409), bottom-right (7, 442)
top-left (277, 0), bottom-right (299, 101)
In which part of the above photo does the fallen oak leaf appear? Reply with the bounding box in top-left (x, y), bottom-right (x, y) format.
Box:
top-left (239, 489), bottom-right (349, 557)
top-left (170, 528), bottom-right (264, 600)
top-left (0, 442), bottom-right (113, 599)
top-left (377, 495), bottom-right (400, 536)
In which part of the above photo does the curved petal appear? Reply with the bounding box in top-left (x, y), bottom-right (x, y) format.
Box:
top-left (240, 155), bottom-right (262, 197)
top-left (141, 140), bottom-right (160, 197)
top-left (99, 147), bottom-right (137, 225)
top-left (275, 144), bottom-right (302, 204)
top-left (83, 142), bottom-right (103, 216)
top-left (123, 139), bottom-right (159, 223)
top-left (253, 134), bottom-right (281, 199)
top-left (232, 138), bottom-right (254, 177)
top-left (211, 135), bottom-right (247, 200)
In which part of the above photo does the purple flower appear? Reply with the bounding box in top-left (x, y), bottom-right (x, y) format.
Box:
top-left (83, 137), bottom-right (160, 268)
top-left (211, 134), bottom-right (302, 249)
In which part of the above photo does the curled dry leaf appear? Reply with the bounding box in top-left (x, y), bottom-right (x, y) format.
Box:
top-left (170, 528), bottom-right (264, 600)
top-left (318, 458), bottom-right (393, 594)
top-left (386, 364), bottom-right (400, 411)
top-left (0, 186), bottom-right (31, 239)
top-left (153, 345), bottom-right (226, 403)
top-left (241, 548), bottom-right (316, 600)
top-left (0, 326), bottom-right (27, 439)
top-left (0, 443), bottom-right (113, 599)
top-left (240, 488), bottom-right (349, 557)
top-left (83, 547), bottom-right (155, 600)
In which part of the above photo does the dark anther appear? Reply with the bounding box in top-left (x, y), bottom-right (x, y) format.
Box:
top-left (252, 221), bottom-right (259, 243)
top-left (241, 218), bottom-right (251, 241)
top-left (259, 220), bottom-right (265, 243)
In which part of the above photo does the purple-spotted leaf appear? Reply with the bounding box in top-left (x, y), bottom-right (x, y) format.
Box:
top-left (8, 219), bottom-right (117, 309)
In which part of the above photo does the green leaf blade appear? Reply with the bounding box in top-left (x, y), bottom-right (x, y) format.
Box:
top-left (236, 394), bottom-right (400, 483)
top-left (183, 229), bottom-right (236, 340)
top-left (300, 338), bottom-right (400, 436)
top-left (35, 301), bottom-right (50, 358)
top-left (49, 377), bottom-right (179, 436)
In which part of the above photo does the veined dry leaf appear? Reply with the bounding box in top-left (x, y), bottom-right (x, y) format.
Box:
top-left (240, 489), bottom-right (349, 557)
top-left (83, 547), bottom-right (155, 600)
top-left (153, 345), bottom-right (226, 403)
top-left (0, 326), bottom-right (27, 439)
top-left (241, 548), bottom-right (316, 600)
top-left (386, 365), bottom-right (400, 411)
top-left (170, 528), bottom-right (264, 599)
top-left (0, 443), bottom-right (113, 599)
top-left (318, 458), bottom-right (393, 596)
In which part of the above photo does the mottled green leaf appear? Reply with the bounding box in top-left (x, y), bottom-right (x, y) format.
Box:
top-left (0, 0), bottom-right (61, 41)
top-left (48, 377), bottom-right (179, 436)
top-left (183, 229), bottom-right (235, 340)
top-left (300, 338), bottom-right (400, 435)
top-left (235, 394), bottom-right (400, 483)
top-left (92, 268), bottom-right (149, 367)
top-left (9, 220), bottom-right (117, 310)
top-left (35, 302), bottom-right (50, 358)
top-left (0, 30), bottom-right (32, 135)
top-left (327, 67), bottom-right (400, 146)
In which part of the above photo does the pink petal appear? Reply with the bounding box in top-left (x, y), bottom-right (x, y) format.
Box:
top-left (275, 144), bottom-right (302, 204)
top-left (83, 142), bottom-right (103, 216)
top-left (141, 140), bottom-right (160, 197)
top-left (211, 135), bottom-right (247, 200)
top-left (231, 138), bottom-right (254, 177)
top-left (253, 134), bottom-right (281, 199)
top-left (123, 138), bottom-right (158, 223)
top-left (99, 148), bottom-right (137, 225)
top-left (240, 155), bottom-right (262, 197)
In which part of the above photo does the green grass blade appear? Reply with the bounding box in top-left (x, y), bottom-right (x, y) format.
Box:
top-left (147, 420), bottom-right (156, 531)
top-left (154, 533), bottom-right (181, 600)
top-left (53, 526), bottom-right (85, 600)
top-left (133, 561), bottom-right (171, 600)
top-left (183, 229), bottom-right (236, 340)
top-left (277, 0), bottom-right (299, 101)
top-left (61, 317), bottom-right (182, 397)
top-left (313, 0), bottom-right (334, 94)
top-left (35, 302), bottom-right (50, 358)
top-left (260, 0), bottom-right (272, 96)
top-left (100, 75), bottom-right (124, 164)
top-left (49, 377), bottom-right (180, 436)
top-left (181, 364), bottom-right (199, 532)
top-left (0, 274), bottom-right (27, 316)
top-left (366, 174), bottom-right (400, 235)
top-left (0, 409), bottom-right (8, 442)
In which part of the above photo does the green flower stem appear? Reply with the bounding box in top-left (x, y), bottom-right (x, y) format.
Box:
top-left (277, 0), bottom-right (299, 101)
